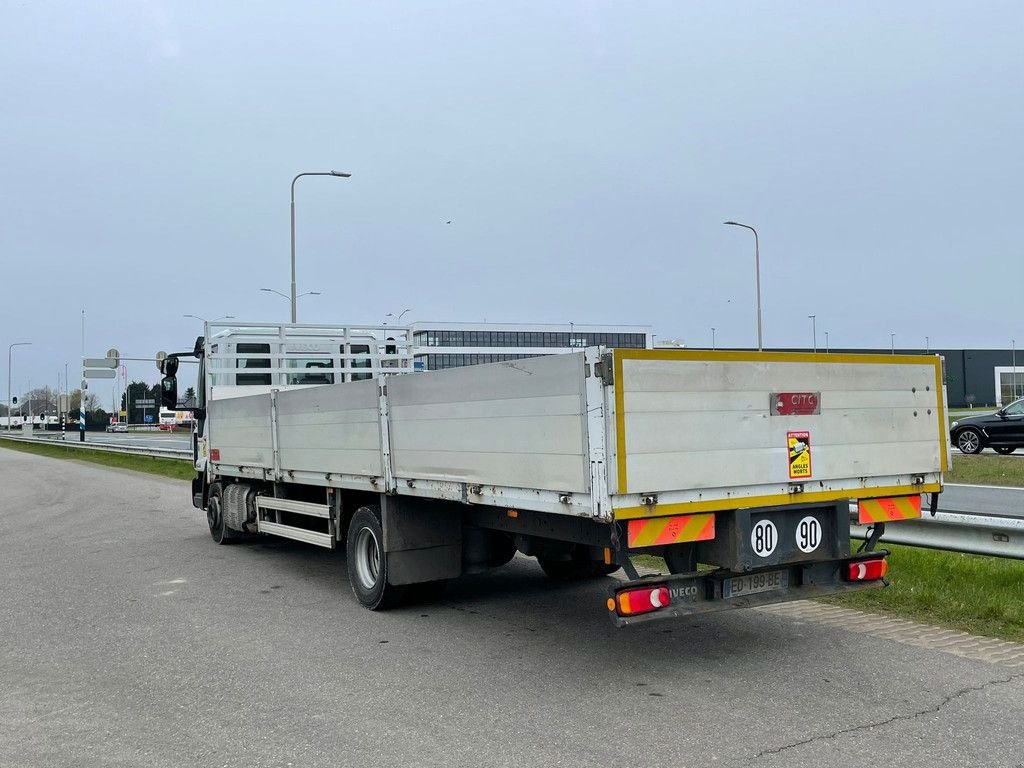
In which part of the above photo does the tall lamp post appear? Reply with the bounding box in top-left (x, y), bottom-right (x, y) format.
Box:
top-left (808, 315), bottom-right (817, 353)
top-left (890, 333), bottom-right (896, 355)
top-left (824, 331), bottom-right (830, 354)
top-left (711, 327), bottom-right (716, 351)
top-left (291, 170), bottom-right (351, 324)
top-left (184, 314), bottom-right (234, 324)
top-left (7, 342), bottom-right (31, 430)
top-left (258, 288), bottom-right (317, 303)
top-left (723, 221), bottom-right (763, 351)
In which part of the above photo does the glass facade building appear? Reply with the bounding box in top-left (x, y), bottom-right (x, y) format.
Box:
top-left (409, 323), bottom-right (653, 371)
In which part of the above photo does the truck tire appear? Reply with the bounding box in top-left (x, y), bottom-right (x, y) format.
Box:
top-left (207, 483), bottom-right (240, 545)
top-left (538, 556), bottom-right (619, 580)
top-left (346, 505), bottom-right (403, 610)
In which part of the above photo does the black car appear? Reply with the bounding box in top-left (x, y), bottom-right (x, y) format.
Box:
top-left (950, 397), bottom-right (1024, 454)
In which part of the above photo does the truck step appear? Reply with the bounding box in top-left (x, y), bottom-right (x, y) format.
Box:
top-left (256, 496), bottom-right (331, 518)
top-left (257, 520), bottom-right (335, 549)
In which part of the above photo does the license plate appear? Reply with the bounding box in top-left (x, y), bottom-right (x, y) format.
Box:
top-left (722, 570), bottom-right (789, 599)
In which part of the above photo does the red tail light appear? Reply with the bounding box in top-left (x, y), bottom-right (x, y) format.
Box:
top-left (210, 448), bottom-right (220, 461)
top-left (613, 585), bottom-right (671, 616)
top-left (847, 558), bottom-right (888, 581)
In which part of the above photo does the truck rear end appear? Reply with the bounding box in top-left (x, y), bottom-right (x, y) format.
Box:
top-left (603, 349), bottom-right (949, 625)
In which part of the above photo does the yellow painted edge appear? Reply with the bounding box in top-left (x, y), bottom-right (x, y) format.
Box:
top-left (613, 348), bottom-right (948, 490)
top-left (614, 349), bottom-right (938, 366)
top-left (934, 357), bottom-right (949, 472)
top-left (613, 483), bottom-right (942, 521)
top-left (614, 351), bottom-right (627, 494)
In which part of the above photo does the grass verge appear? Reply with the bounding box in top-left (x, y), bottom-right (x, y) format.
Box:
top-left (634, 547), bottom-right (1024, 643)
top-left (946, 454), bottom-right (1024, 487)
top-left (0, 438), bottom-right (194, 481)
top-left (826, 543), bottom-right (1024, 643)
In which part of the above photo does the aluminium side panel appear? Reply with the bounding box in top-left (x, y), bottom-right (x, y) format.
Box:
top-left (387, 353), bottom-right (590, 493)
top-left (274, 378), bottom-right (383, 477)
top-left (208, 393), bottom-right (274, 471)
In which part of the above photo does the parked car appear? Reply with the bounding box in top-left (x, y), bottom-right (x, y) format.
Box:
top-left (106, 423), bottom-right (128, 433)
top-left (950, 397), bottom-right (1024, 454)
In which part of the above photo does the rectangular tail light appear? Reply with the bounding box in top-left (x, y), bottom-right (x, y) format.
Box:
top-left (847, 558), bottom-right (888, 581)
top-left (610, 585), bottom-right (671, 617)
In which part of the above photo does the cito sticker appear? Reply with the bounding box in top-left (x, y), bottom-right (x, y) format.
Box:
top-left (788, 431), bottom-right (812, 479)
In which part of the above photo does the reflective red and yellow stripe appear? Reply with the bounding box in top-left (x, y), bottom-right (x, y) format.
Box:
top-left (627, 513), bottom-right (715, 549)
top-left (858, 495), bottom-right (922, 524)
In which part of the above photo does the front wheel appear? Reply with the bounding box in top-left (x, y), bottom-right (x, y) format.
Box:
top-left (206, 483), bottom-right (239, 545)
top-left (346, 506), bottom-right (404, 610)
top-left (956, 428), bottom-right (984, 455)
top-left (994, 446), bottom-right (1017, 455)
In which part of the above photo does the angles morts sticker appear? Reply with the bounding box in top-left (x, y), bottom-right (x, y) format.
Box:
top-left (787, 431), bottom-right (812, 479)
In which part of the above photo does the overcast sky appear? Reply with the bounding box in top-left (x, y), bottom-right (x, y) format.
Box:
top-left (2, 1), bottom-right (1022, 402)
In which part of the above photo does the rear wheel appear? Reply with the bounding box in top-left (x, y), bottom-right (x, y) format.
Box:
top-left (346, 506), bottom-right (404, 610)
top-left (956, 428), bottom-right (983, 455)
top-left (206, 483), bottom-right (239, 545)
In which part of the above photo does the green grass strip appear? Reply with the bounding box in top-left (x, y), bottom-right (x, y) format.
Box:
top-left (635, 546), bottom-right (1024, 643)
top-left (946, 454), bottom-right (1024, 487)
top-left (0, 438), bottom-right (194, 481)
top-left (826, 543), bottom-right (1024, 643)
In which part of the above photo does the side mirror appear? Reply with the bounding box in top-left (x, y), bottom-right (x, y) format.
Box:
top-left (161, 376), bottom-right (178, 409)
top-left (160, 355), bottom-right (180, 376)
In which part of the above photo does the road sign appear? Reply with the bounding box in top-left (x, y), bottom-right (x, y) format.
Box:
top-left (145, 415), bottom-right (154, 424)
top-left (84, 357), bottom-right (117, 369)
top-left (136, 399), bottom-right (155, 407)
top-left (83, 369), bottom-right (116, 379)
top-left (58, 395), bottom-right (69, 412)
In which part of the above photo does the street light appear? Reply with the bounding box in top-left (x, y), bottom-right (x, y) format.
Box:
top-left (261, 288), bottom-right (320, 301)
top-left (291, 170), bottom-right (351, 324)
top-left (384, 308), bottom-right (412, 325)
top-left (824, 331), bottom-right (830, 354)
top-left (808, 315), bottom-right (817, 353)
top-left (183, 314), bottom-right (234, 323)
top-left (890, 333), bottom-right (896, 355)
top-left (8, 342), bottom-right (31, 429)
top-left (711, 327), bottom-right (716, 351)
top-left (723, 221), bottom-right (763, 351)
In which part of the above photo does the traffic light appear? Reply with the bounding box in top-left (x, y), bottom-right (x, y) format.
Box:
top-left (12, 396), bottom-right (17, 405)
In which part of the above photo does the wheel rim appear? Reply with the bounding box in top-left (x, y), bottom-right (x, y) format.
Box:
top-left (207, 496), bottom-right (222, 532)
top-left (958, 431), bottom-right (980, 453)
top-left (353, 526), bottom-right (380, 590)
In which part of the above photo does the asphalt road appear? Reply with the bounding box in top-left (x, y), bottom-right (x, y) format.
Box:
top-left (2, 451), bottom-right (1023, 768)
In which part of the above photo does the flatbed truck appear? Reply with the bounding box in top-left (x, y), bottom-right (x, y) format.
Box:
top-left (158, 321), bottom-right (950, 626)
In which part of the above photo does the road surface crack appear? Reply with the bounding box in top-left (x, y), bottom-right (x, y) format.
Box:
top-left (743, 672), bottom-right (1024, 765)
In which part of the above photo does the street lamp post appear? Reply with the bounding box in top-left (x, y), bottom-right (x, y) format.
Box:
top-left (7, 342), bottom-right (30, 430)
top-left (890, 333), bottom-right (896, 355)
top-left (384, 308), bottom-right (411, 326)
top-left (291, 170), bottom-right (351, 324)
top-left (184, 314), bottom-right (234, 324)
top-left (261, 288), bottom-right (320, 316)
top-left (808, 315), bottom-right (817, 353)
top-left (711, 327), bottom-right (716, 351)
top-left (723, 221), bottom-right (763, 351)
top-left (824, 331), bottom-right (830, 354)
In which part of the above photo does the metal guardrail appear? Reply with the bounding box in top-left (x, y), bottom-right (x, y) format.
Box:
top-left (3, 431), bottom-right (1021, 559)
top-left (0, 433), bottom-right (192, 461)
top-left (851, 484), bottom-right (1024, 560)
